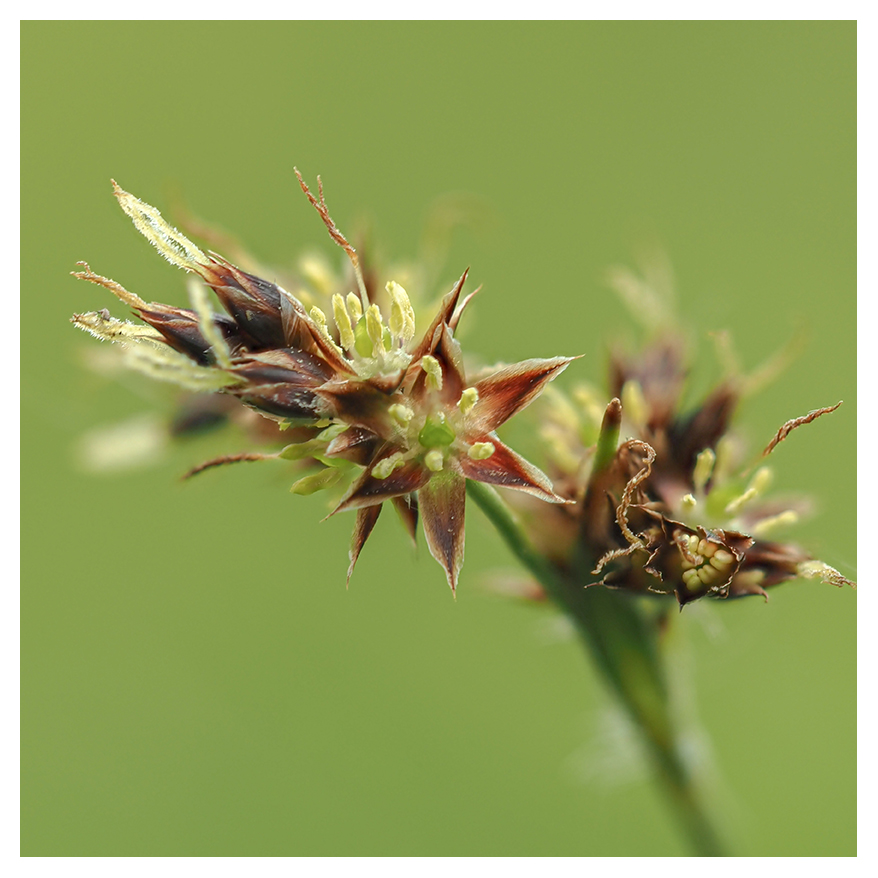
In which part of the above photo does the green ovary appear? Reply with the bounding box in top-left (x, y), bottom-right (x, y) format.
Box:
top-left (418, 414), bottom-right (456, 448)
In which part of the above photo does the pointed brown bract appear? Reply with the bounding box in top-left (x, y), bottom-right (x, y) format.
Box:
top-left (402, 269), bottom-right (469, 391)
top-left (470, 357), bottom-right (576, 433)
top-left (458, 438), bottom-right (568, 504)
top-left (348, 504), bottom-right (382, 585)
top-left (195, 256), bottom-right (288, 349)
top-left (392, 494), bottom-right (419, 546)
top-left (325, 427), bottom-right (382, 466)
top-left (419, 471), bottom-right (466, 594)
top-left (332, 459), bottom-right (431, 515)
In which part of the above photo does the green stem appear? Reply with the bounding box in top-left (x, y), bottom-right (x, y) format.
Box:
top-left (467, 479), bottom-right (726, 857)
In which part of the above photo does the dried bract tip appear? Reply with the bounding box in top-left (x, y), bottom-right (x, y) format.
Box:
top-left (763, 401), bottom-right (843, 457)
top-left (797, 560), bottom-right (856, 589)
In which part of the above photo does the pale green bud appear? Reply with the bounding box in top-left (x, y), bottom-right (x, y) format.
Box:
top-left (354, 316), bottom-right (373, 358)
top-left (290, 467), bottom-right (343, 495)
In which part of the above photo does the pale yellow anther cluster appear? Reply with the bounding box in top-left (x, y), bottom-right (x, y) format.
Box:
top-left (296, 271), bottom-right (499, 483)
top-left (328, 282), bottom-right (417, 378)
top-left (677, 533), bottom-right (736, 590)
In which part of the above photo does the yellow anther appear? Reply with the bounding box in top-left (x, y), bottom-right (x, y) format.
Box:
top-left (697, 565), bottom-right (720, 584)
top-left (707, 553), bottom-right (727, 571)
top-left (621, 380), bottom-right (649, 429)
top-left (572, 385), bottom-right (606, 430)
top-left (693, 448), bottom-right (716, 494)
top-left (712, 549), bottom-right (734, 566)
top-left (458, 387), bottom-right (479, 415)
top-left (299, 254), bottom-right (335, 296)
top-left (751, 466), bottom-right (773, 494)
top-left (424, 449), bottom-right (445, 472)
top-left (467, 441), bottom-right (496, 460)
top-left (346, 292), bottom-right (363, 322)
top-left (389, 404), bottom-right (414, 426)
top-left (544, 434), bottom-right (581, 473)
top-left (309, 305), bottom-right (343, 354)
top-left (682, 569), bottom-right (701, 588)
top-left (725, 488), bottom-right (756, 516)
top-left (725, 467), bottom-right (772, 516)
top-left (365, 304), bottom-right (385, 355)
top-left (681, 493), bottom-right (697, 513)
top-left (713, 435), bottom-right (736, 483)
top-left (422, 355), bottom-right (443, 391)
top-left (387, 281), bottom-right (416, 343)
top-left (372, 452), bottom-right (405, 480)
top-left (751, 510), bottom-right (799, 538)
top-left (332, 294), bottom-right (356, 350)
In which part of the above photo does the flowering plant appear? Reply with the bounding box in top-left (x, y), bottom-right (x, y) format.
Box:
top-left (71, 175), bottom-right (854, 856)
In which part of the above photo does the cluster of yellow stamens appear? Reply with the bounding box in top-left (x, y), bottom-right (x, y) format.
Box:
top-left (676, 532), bottom-right (736, 591)
top-left (311, 281), bottom-right (417, 379)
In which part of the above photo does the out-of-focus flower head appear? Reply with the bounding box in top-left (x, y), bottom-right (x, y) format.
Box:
top-left (71, 175), bottom-right (574, 593)
top-left (523, 259), bottom-right (855, 607)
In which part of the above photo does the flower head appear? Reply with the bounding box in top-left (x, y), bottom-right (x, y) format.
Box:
top-left (71, 175), bottom-right (574, 593)
top-left (521, 280), bottom-right (855, 606)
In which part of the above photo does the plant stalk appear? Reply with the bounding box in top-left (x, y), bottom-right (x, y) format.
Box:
top-left (467, 479), bottom-right (726, 857)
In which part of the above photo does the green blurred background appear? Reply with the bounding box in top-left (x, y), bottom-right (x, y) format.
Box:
top-left (21, 22), bottom-right (856, 856)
